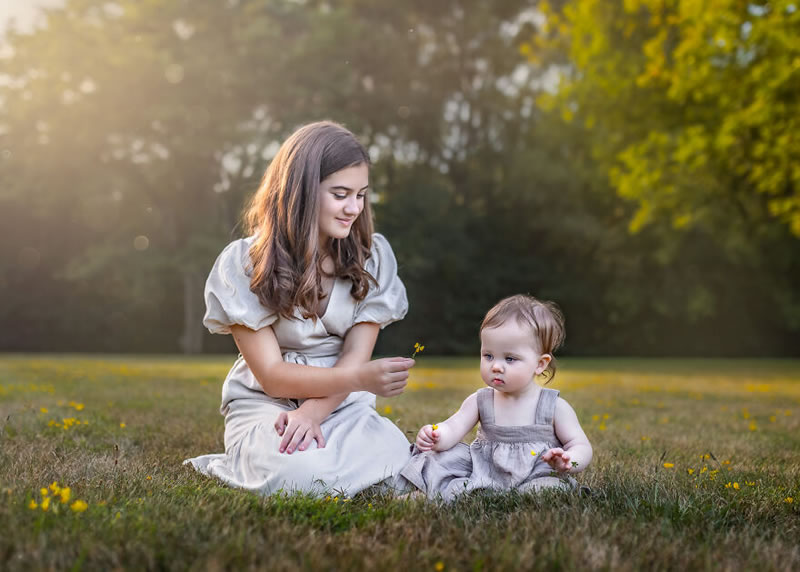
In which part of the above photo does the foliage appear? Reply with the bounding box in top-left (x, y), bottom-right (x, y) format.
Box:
top-left (535, 0), bottom-right (800, 238)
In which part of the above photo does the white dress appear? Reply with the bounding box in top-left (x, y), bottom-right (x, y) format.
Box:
top-left (184, 233), bottom-right (412, 497)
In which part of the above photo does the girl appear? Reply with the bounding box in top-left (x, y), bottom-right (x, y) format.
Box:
top-left (398, 294), bottom-right (592, 500)
top-left (185, 121), bottom-right (415, 497)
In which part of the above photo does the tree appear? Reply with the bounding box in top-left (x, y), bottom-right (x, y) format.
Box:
top-left (533, 0), bottom-right (800, 239)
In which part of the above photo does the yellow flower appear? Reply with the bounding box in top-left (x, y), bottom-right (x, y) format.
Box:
top-left (28, 500), bottom-right (38, 510)
top-left (40, 488), bottom-right (49, 497)
top-left (785, 497), bottom-right (794, 504)
top-left (722, 460), bottom-right (731, 466)
top-left (411, 342), bottom-right (425, 359)
top-left (640, 436), bottom-right (649, 441)
top-left (530, 450), bottom-right (537, 456)
top-left (687, 468), bottom-right (695, 475)
top-left (663, 463), bottom-right (674, 469)
top-left (733, 482), bottom-right (740, 490)
top-left (120, 423), bottom-right (126, 428)
top-left (146, 476), bottom-right (152, 481)
top-left (49, 482), bottom-right (61, 495)
top-left (40, 407), bottom-right (48, 413)
top-left (59, 487), bottom-right (71, 504)
top-left (70, 500), bottom-right (88, 513)
top-left (74, 403), bottom-right (84, 411)
top-left (41, 496), bottom-right (51, 511)
top-left (431, 424), bottom-right (438, 431)
top-left (725, 482), bottom-right (732, 489)
top-left (434, 562), bottom-right (445, 572)
top-left (749, 422), bottom-right (757, 431)
top-left (745, 481), bottom-right (755, 487)
top-left (383, 406), bottom-right (392, 415)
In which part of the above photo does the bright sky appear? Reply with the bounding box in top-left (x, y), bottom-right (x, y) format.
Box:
top-left (1, 0), bottom-right (63, 34)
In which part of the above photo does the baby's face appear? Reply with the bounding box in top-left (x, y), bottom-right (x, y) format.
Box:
top-left (479, 320), bottom-right (549, 396)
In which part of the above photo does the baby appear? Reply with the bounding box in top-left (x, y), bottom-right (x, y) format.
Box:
top-left (399, 294), bottom-right (592, 500)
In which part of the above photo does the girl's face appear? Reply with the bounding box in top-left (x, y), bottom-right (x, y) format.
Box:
top-left (480, 320), bottom-right (551, 396)
top-left (317, 163), bottom-right (369, 243)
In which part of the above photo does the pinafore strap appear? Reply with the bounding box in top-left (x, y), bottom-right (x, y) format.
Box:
top-left (475, 387), bottom-right (562, 444)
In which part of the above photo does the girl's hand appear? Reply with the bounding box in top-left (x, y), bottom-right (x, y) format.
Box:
top-left (356, 357), bottom-right (415, 397)
top-left (541, 447), bottom-right (572, 473)
top-left (415, 424), bottom-right (440, 451)
top-left (274, 409), bottom-right (326, 454)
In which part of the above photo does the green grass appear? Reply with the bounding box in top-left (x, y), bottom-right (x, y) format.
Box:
top-left (1, 355), bottom-right (799, 570)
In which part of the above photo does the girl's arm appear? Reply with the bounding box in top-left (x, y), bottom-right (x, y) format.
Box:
top-left (275, 322), bottom-right (383, 453)
top-left (231, 324), bottom-right (413, 399)
top-left (542, 398), bottom-right (593, 474)
top-left (416, 392), bottom-right (479, 452)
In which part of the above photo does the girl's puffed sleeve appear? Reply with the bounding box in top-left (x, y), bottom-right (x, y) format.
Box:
top-left (203, 238), bottom-right (278, 335)
top-left (353, 233), bottom-right (409, 329)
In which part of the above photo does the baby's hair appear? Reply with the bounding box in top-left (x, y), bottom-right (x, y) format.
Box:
top-left (480, 294), bottom-right (566, 383)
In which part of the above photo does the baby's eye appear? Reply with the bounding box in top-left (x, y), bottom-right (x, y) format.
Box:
top-left (505, 357), bottom-right (516, 363)
top-left (483, 353), bottom-right (493, 361)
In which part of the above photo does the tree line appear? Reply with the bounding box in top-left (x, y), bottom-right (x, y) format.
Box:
top-left (1, 0), bottom-right (797, 356)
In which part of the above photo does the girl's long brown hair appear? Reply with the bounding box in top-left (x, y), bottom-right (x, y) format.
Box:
top-left (244, 121), bottom-right (376, 320)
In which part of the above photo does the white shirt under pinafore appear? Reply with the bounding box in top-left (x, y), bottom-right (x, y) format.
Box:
top-left (184, 233), bottom-right (412, 497)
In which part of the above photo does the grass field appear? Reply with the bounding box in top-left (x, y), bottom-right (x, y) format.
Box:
top-left (1, 355), bottom-right (799, 570)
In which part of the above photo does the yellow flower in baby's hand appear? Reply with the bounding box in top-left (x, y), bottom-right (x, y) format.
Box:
top-left (431, 424), bottom-right (438, 431)
top-left (411, 342), bottom-right (425, 359)
top-left (530, 450), bottom-right (537, 456)
top-left (70, 500), bottom-right (88, 513)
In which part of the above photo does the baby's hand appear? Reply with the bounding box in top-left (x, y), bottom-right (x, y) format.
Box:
top-left (415, 424), bottom-right (440, 452)
top-left (542, 447), bottom-right (572, 473)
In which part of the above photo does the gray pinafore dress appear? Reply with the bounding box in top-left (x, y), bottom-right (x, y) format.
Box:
top-left (399, 387), bottom-right (577, 501)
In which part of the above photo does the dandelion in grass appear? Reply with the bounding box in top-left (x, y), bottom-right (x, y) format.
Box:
top-left (40, 407), bottom-right (48, 413)
top-left (411, 342), bottom-right (425, 359)
top-left (641, 436), bottom-right (649, 441)
top-left (663, 463), bottom-right (674, 469)
top-left (785, 497), bottom-right (794, 504)
top-left (59, 487), bottom-right (71, 503)
top-left (745, 481), bottom-right (755, 487)
top-left (28, 500), bottom-right (38, 510)
top-left (435, 562), bottom-right (445, 572)
top-left (70, 500), bottom-right (88, 513)
top-left (749, 422), bottom-right (757, 431)
top-left (687, 468), bottom-right (695, 475)
top-left (41, 496), bottom-right (51, 511)
top-left (120, 422), bottom-right (126, 428)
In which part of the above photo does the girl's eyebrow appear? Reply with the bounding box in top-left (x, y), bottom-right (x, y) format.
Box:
top-left (329, 184), bottom-right (369, 192)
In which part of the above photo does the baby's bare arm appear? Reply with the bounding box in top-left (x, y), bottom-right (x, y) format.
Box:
top-left (419, 392), bottom-right (479, 452)
top-left (547, 398), bottom-right (593, 473)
